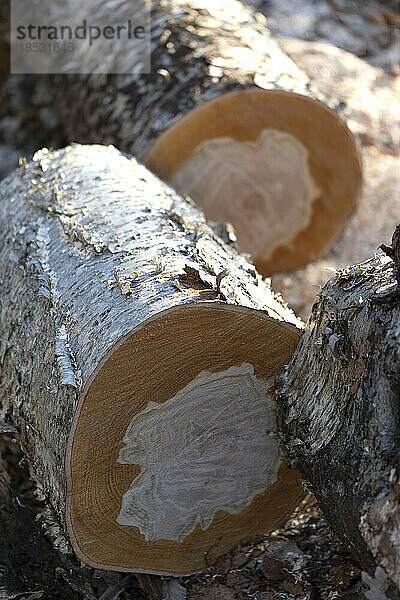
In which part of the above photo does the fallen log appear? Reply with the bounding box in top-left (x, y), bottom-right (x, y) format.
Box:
top-left (2, 0), bottom-right (362, 275)
top-left (0, 144), bottom-right (303, 575)
top-left (278, 227), bottom-right (400, 593)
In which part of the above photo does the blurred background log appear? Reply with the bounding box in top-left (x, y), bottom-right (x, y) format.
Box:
top-left (0, 0), bottom-right (362, 275)
top-left (0, 0), bottom-right (331, 154)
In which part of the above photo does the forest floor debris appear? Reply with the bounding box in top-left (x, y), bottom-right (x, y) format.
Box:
top-left (0, 435), bottom-right (370, 599)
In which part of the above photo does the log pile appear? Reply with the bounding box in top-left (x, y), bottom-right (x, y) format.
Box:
top-left (0, 0), bottom-right (398, 593)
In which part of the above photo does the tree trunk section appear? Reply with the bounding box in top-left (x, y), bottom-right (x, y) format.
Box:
top-left (0, 0), bottom-right (362, 275)
top-left (0, 143), bottom-right (303, 575)
top-left (278, 232), bottom-right (400, 593)
top-left (2, 0), bottom-right (331, 156)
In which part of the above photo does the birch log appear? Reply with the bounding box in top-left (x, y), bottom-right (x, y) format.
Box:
top-left (1, 0), bottom-right (362, 274)
top-left (278, 229), bottom-right (400, 593)
top-left (0, 144), bottom-right (304, 575)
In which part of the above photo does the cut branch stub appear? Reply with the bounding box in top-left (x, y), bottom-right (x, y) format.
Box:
top-left (145, 89), bottom-right (363, 275)
top-left (0, 144), bottom-right (303, 575)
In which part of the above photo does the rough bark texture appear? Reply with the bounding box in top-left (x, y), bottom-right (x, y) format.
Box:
top-left (278, 231), bottom-right (400, 595)
top-left (0, 0), bottom-right (336, 156)
top-left (0, 143), bottom-right (299, 549)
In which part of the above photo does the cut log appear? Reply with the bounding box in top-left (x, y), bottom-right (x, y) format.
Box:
top-left (1, 0), bottom-right (362, 275)
top-left (278, 227), bottom-right (400, 592)
top-left (0, 144), bottom-right (303, 575)
top-left (145, 89), bottom-right (362, 276)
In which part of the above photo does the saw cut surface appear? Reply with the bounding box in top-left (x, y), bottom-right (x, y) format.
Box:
top-left (67, 303), bottom-right (304, 575)
top-left (145, 89), bottom-right (363, 275)
top-left (117, 363), bottom-right (280, 542)
top-left (170, 128), bottom-right (320, 261)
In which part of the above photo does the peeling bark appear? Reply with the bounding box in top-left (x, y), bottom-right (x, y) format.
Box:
top-left (278, 229), bottom-right (400, 593)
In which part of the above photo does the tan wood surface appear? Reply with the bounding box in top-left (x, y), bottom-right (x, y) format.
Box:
top-left (67, 304), bottom-right (303, 574)
top-left (145, 89), bottom-right (363, 275)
